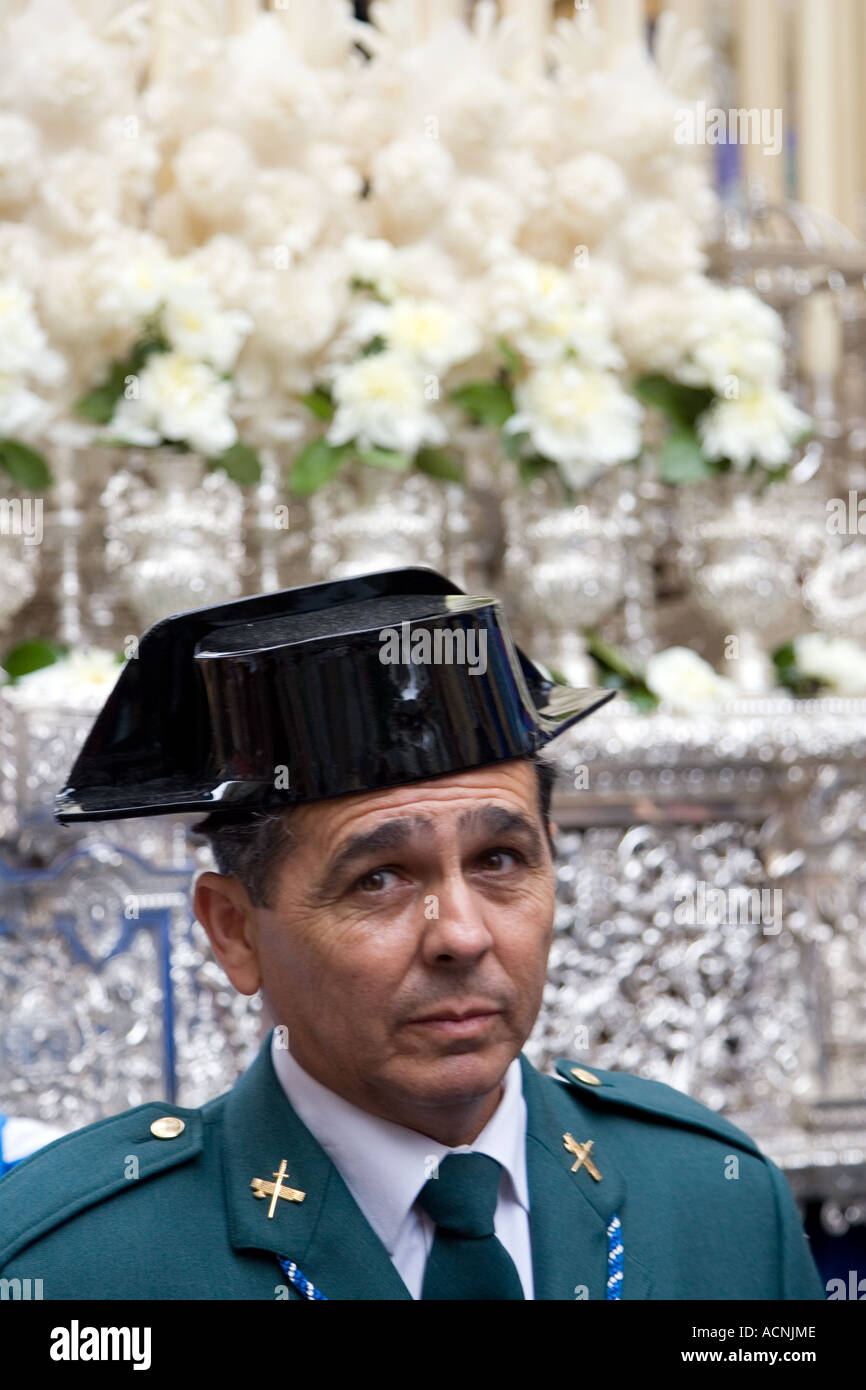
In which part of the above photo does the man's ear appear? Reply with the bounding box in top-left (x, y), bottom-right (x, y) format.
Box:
top-left (548, 818), bottom-right (557, 846)
top-left (193, 870), bottom-right (262, 996)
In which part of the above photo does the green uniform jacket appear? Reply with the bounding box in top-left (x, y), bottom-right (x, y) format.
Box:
top-left (0, 1034), bottom-right (825, 1300)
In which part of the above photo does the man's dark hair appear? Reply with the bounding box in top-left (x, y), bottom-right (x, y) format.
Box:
top-left (191, 752), bottom-right (559, 910)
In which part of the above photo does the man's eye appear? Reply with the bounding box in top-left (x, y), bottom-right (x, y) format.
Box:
top-left (354, 868), bottom-right (399, 893)
top-left (477, 848), bottom-right (523, 872)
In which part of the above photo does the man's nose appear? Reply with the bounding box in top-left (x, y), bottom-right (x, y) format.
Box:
top-left (419, 873), bottom-right (495, 964)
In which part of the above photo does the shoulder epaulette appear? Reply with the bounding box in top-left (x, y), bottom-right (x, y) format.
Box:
top-left (554, 1059), bottom-right (762, 1158)
top-left (0, 1102), bottom-right (202, 1267)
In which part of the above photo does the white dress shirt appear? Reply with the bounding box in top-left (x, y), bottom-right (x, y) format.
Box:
top-left (270, 1034), bottom-right (534, 1299)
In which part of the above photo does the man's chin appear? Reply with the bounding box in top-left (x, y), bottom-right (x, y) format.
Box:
top-left (384, 1038), bottom-right (518, 1109)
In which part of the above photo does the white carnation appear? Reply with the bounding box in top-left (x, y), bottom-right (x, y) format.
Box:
top-left (326, 350), bottom-right (447, 455)
top-left (793, 633), bottom-right (866, 696)
top-left (645, 646), bottom-right (736, 711)
top-left (243, 169), bottom-right (325, 256)
top-left (697, 386), bottom-right (811, 470)
top-left (0, 112), bottom-right (42, 206)
top-left (617, 200), bottom-right (706, 280)
top-left (505, 362), bottom-right (643, 486)
top-left (371, 137), bottom-right (455, 237)
top-left (40, 149), bottom-right (120, 240)
top-left (107, 352), bottom-right (238, 457)
top-left (440, 178), bottom-right (525, 269)
top-left (173, 128), bottom-right (255, 222)
top-left (615, 279), bottom-right (703, 376)
top-left (551, 153), bottom-right (628, 241)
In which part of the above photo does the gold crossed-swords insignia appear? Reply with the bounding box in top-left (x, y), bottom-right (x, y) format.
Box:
top-left (563, 1133), bottom-right (602, 1182)
top-left (251, 1158), bottom-right (306, 1218)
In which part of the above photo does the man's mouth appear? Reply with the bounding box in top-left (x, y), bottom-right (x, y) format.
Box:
top-left (405, 1004), bottom-right (503, 1037)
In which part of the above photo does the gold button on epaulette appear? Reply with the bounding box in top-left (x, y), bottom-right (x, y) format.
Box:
top-left (571, 1067), bottom-right (601, 1086)
top-left (150, 1116), bottom-right (185, 1139)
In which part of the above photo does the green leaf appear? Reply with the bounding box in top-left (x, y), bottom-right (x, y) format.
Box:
top-left (659, 427), bottom-right (714, 484)
top-left (129, 331), bottom-right (170, 373)
top-left (0, 439), bottom-right (53, 488)
top-left (771, 640), bottom-right (822, 695)
top-left (207, 442), bottom-right (262, 485)
top-left (360, 335), bottom-right (387, 357)
top-left (300, 389), bottom-right (335, 421)
top-left (2, 639), bottom-right (68, 682)
top-left (414, 447), bottom-right (464, 482)
top-left (355, 446), bottom-right (411, 471)
top-left (583, 630), bottom-right (642, 683)
top-left (517, 455), bottom-right (555, 487)
top-left (633, 374), bottom-right (715, 428)
top-left (450, 380), bottom-right (515, 428)
top-left (502, 429), bottom-right (530, 461)
top-left (628, 687), bottom-right (660, 711)
top-left (287, 438), bottom-right (350, 496)
top-left (496, 337), bottom-right (524, 377)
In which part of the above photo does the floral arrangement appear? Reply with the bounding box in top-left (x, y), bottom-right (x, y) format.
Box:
top-left (0, 0), bottom-right (812, 498)
top-left (72, 247), bottom-right (261, 482)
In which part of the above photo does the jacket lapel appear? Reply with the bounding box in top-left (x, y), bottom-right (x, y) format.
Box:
top-left (520, 1056), bottom-right (653, 1300)
top-left (221, 1038), bottom-right (411, 1300)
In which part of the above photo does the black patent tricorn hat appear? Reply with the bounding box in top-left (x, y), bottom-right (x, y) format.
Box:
top-left (54, 566), bottom-right (615, 823)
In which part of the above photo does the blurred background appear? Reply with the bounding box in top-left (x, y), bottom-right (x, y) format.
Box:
top-left (1, 0), bottom-right (865, 1289)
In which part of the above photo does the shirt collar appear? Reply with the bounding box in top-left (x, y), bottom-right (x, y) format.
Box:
top-left (270, 1033), bottom-right (529, 1255)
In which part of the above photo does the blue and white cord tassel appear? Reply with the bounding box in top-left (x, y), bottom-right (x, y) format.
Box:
top-left (606, 1214), bottom-right (623, 1299)
top-left (277, 1255), bottom-right (327, 1300)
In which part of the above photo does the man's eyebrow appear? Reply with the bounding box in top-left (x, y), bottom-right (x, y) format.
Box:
top-left (457, 806), bottom-right (544, 855)
top-left (318, 815), bottom-right (434, 888)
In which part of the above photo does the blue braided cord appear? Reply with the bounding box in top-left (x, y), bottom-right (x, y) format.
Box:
top-left (606, 1214), bottom-right (623, 1299)
top-left (277, 1254), bottom-right (328, 1301)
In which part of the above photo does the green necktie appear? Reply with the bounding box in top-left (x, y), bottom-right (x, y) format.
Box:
top-left (416, 1152), bottom-right (525, 1300)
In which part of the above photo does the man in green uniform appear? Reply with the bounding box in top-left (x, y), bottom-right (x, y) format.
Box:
top-left (0, 569), bottom-right (825, 1300)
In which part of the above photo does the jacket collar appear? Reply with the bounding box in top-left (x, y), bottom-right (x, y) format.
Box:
top-left (520, 1055), bottom-right (653, 1300)
top-left (221, 1034), bottom-right (412, 1300)
top-left (221, 1035), bottom-right (652, 1300)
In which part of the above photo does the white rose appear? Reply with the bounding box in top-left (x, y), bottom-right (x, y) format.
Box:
top-left (10, 648), bottom-right (121, 704)
top-left (793, 633), bottom-right (866, 695)
top-left (679, 284), bottom-right (785, 393)
top-left (108, 352), bottom-right (238, 457)
top-left (0, 279), bottom-right (64, 388)
top-left (341, 235), bottom-right (399, 297)
top-left (505, 362), bottom-right (643, 486)
top-left (347, 297), bottom-right (480, 373)
top-left (0, 376), bottom-right (47, 434)
top-left (697, 385), bottom-right (811, 470)
top-left (487, 255), bottom-right (621, 368)
top-left (89, 231), bottom-right (174, 328)
top-left (645, 647), bottom-right (736, 711)
top-left (161, 275), bottom-right (252, 374)
top-left (326, 350), bottom-right (447, 455)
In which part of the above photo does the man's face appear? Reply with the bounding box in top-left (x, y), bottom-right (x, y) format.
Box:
top-left (235, 759), bottom-right (555, 1134)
